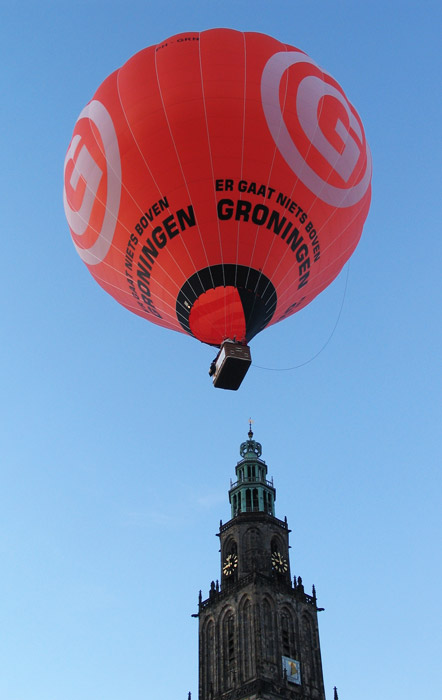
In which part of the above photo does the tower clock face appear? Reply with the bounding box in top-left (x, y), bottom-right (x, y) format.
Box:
top-left (223, 553), bottom-right (238, 576)
top-left (271, 551), bottom-right (288, 573)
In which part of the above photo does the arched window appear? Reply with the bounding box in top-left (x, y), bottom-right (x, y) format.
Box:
top-left (203, 619), bottom-right (215, 696)
top-left (244, 527), bottom-right (261, 571)
top-left (262, 599), bottom-right (274, 660)
top-left (245, 527), bottom-right (261, 551)
top-left (271, 536), bottom-right (284, 556)
top-left (224, 538), bottom-right (237, 558)
top-left (222, 612), bottom-right (235, 689)
top-left (302, 614), bottom-right (317, 684)
top-left (241, 599), bottom-right (253, 680)
top-left (281, 607), bottom-right (296, 658)
top-left (302, 614), bottom-right (314, 648)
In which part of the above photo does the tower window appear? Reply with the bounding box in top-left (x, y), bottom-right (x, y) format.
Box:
top-left (223, 613), bottom-right (236, 690)
top-left (228, 615), bottom-right (234, 663)
top-left (246, 489), bottom-right (251, 511)
top-left (281, 614), bottom-right (290, 656)
top-left (262, 599), bottom-right (274, 660)
top-left (281, 610), bottom-right (296, 658)
top-left (301, 615), bottom-right (317, 684)
top-left (204, 619), bottom-right (215, 694)
top-left (242, 600), bottom-right (252, 679)
top-left (252, 488), bottom-right (259, 511)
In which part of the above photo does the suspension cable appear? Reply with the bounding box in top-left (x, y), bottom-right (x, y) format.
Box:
top-left (253, 262), bottom-right (350, 371)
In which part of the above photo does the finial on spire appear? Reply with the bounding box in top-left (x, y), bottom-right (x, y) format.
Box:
top-left (334, 687), bottom-right (339, 700)
top-left (248, 417), bottom-right (254, 439)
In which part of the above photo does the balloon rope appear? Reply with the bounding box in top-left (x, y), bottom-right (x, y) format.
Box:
top-left (253, 262), bottom-right (350, 371)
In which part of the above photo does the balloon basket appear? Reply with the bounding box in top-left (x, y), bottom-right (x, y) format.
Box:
top-left (209, 340), bottom-right (252, 391)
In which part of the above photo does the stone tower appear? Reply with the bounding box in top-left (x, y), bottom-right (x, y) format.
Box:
top-left (197, 427), bottom-right (326, 700)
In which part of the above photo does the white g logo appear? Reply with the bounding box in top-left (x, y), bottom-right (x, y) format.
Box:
top-left (261, 52), bottom-right (371, 208)
top-left (63, 100), bottom-right (121, 265)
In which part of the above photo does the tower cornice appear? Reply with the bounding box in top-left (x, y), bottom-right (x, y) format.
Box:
top-left (198, 571), bottom-right (318, 613)
top-left (218, 511), bottom-right (291, 536)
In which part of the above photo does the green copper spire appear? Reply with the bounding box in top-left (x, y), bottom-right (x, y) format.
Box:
top-left (228, 423), bottom-right (276, 517)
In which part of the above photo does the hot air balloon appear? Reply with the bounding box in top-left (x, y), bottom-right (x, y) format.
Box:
top-left (64, 29), bottom-right (371, 389)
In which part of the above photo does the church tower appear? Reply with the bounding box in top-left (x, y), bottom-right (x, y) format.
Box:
top-left (197, 427), bottom-right (326, 700)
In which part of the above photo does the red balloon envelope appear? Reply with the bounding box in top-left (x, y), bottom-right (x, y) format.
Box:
top-left (64, 29), bottom-right (371, 348)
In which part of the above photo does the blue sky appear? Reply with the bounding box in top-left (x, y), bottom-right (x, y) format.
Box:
top-left (1, 2), bottom-right (441, 699)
